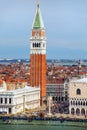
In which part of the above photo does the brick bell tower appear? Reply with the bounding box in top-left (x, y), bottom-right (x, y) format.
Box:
top-left (30, 0), bottom-right (46, 105)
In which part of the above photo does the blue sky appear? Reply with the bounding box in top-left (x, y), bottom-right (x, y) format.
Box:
top-left (0, 0), bottom-right (87, 59)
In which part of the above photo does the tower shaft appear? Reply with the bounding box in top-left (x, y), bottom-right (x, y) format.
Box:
top-left (30, 1), bottom-right (46, 105)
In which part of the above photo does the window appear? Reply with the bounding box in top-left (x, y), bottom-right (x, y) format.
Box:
top-left (9, 108), bottom-right (12, 114)
top-left (1, 98), bottom-right (3, 104)
top-left (9, 98), bottom-right (11, 104)
top-left (86, 101), bottom-right (87, 106)
top-left (33, 43), bottom-right (35, 47)
top-left (81, 101), bottom-right (82, 105)
top-left (32, 43), bottom-right (41, 48)
top-left (78, 101), bottom-right (80, 105)
top-left (35, 43), bottom-right (37, 47)
top-left (71, 101), bottom-right (72, 105)
top-left (5, 98), bottom-right (7, 104)
top-left (73, 101), bottom-right (75, 105)
top-left (76, 89), bottom-right (81, 95)
top-left (76, 101), bottom-right (77, 106)
top-left (37, 43), bottom-right (38, 47)
top-left (83, 101), bottom-right (85, 106)
top-left (56, 97), bottom-right (57, 101)
top-left (38, 43), bottom-right (41, 47)
top-left (52, 97), bottom-right (54, 101)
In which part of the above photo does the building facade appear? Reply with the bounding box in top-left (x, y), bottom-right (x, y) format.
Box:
top-left (69, 78), bottom-right (87, 116)
top-left (30, 1), bottom-right (46, 104)
top-left (0, 86), bottom-right (40, 114)
top-left (46, 83), bottom-right (69, 113)
top-left (47, 83), bottom-right (69, 103)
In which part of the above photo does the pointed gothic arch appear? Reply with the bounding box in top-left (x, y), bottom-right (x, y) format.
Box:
top-left (81, 108), bottom-right (85, 115)
top-left (76, 108), bottom-right (80, 115)
top-left (71, 108), bottom-right (75, 115)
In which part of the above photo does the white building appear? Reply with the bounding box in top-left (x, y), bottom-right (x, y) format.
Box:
top-left (0, 86), bottom-right (40, 114)
top-left (69, 78), bottom-right (87, 116)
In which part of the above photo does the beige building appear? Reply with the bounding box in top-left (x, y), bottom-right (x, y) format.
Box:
top-left (69, 78), bottom-right (87, 116)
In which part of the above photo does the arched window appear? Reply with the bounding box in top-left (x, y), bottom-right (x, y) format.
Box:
top-left (39, 43), bottom-right (41, 47)
top-left (61, 97), bottom-right (64, 101)
top-left (71, 101), bottom-right (72, 105)
top-left (52, 96), bottom-right (54, 101)
top-left (35, 43), bottom-right (37, 47)
top-left (76, 89), bottom-right (81, 95)
top-left (71, 108), bottom-right (75, 115)
top-left (78, 101), bottom-right (80, 105)
top-left (56, 97), bottom-right (57, 101)
top-left (83, 101), bottom-right (85, 106)
top-left (81, 101), bottom-right (82, 105)
top-left (81, 108), bottom-right (85, 115)
top-left (33, 43), bottom-right (35, 47)
top-left (76, 108), bottom-right (80, 115)
top-left (73, 101), bottom-right (75, 105)
top-left (59, 97), bottom-right (60, 101)
top-left (37, 43), bottom-right (38, 47)
top-left (76, 101), bottom-right (77, 106)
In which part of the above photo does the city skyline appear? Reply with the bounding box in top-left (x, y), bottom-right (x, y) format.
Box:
top-left (0, 0), bottom-right (87, 59)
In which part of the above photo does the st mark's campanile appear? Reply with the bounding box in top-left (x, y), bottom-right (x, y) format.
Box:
top-left (30, 0), bottom-right (46, 105)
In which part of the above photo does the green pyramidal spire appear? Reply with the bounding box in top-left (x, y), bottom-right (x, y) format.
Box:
top-left (32, 0), bottom-right (44, 29)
